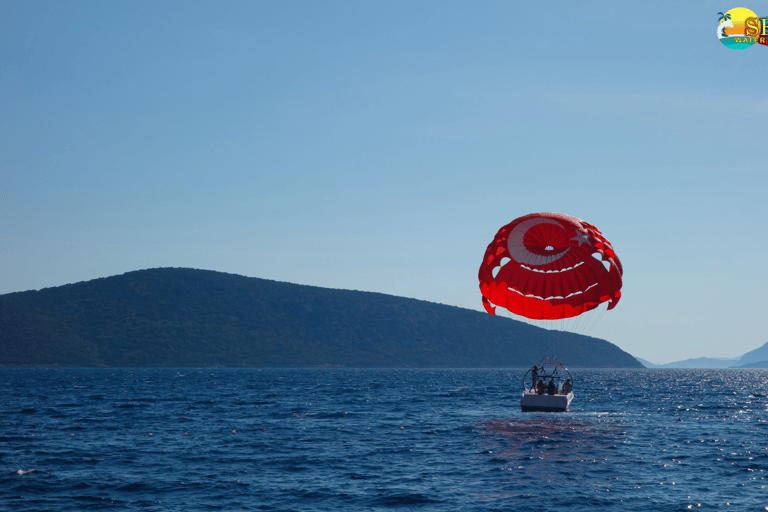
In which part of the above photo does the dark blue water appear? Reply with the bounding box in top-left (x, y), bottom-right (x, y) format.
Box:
top-left (2, 368), bottom-right (767, 511)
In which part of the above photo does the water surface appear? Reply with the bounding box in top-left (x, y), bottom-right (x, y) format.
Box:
top-left (2, 368), bottom-right (767, 510)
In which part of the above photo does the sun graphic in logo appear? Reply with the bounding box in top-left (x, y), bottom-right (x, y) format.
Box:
top-left (717, 7), bottom-right (759, 49)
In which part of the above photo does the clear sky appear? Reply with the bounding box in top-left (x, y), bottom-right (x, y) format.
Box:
top-left (2, 1), bottom-right (767, 364)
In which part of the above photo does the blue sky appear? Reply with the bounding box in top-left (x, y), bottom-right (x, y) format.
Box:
top-left (2, 1), bottom-right (767, 364)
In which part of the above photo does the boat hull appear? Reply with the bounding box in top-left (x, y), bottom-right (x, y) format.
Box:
top-left (521, 391), bottom-right (573, 412)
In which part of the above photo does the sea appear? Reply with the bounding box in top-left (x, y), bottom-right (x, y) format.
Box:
top-left (1, 368), bottom-right (767, 511)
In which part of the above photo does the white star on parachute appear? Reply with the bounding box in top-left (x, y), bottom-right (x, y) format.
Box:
top-left (570, 232), bottom-right (591, 247)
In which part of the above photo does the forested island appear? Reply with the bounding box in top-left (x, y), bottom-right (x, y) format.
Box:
top-left (0, 268), bottom-right (642, 368)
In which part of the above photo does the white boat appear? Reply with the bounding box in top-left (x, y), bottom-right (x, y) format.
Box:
top-left (521, 356), bottom-right (574, 412)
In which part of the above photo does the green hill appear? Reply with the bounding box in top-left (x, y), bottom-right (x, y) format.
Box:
top-left (0, 268), bottom-right (642, 368)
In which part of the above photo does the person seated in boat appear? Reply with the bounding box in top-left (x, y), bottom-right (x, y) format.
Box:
top-left (561, 379), bottom-right (572, 395)
top-left (536, 379), bottom-right (547, 395)
top-left (546, 378), bottom-right (557, 395)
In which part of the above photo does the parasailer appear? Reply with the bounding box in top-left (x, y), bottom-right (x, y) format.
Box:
top-left (478, 212), bottom-right (622, 321)
top-left (479, 212), bottom-right (624, 412)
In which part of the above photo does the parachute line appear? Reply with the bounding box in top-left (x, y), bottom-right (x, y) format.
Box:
top-left (573, 307), bottom-right (589, 334)
top-left (584, 302), bottom-right (609, 337)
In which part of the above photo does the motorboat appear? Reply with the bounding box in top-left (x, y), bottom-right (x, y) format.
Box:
top-left (521, 356), bottom-right (574, 412)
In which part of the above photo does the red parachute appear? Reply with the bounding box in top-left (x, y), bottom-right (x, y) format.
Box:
top-left (478, 212), bottom-right (623, 320)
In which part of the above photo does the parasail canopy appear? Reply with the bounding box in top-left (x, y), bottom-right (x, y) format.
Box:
top-left (478, 212), bottom-right (622, 320)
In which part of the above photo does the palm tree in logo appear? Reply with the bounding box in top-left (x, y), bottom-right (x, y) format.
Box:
top-left (717, 12), bottom-right (733, 39)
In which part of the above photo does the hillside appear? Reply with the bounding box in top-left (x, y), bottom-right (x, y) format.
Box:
top-left (736, 341), bottom-right (768, 366)
top-left (637, 341), bottom-right (768, 369)
top-left (639, 357), bottom-right (739, 369)
top-left (0, 268), bottom-right (643, 368)
top-left (732, 361), bottom-right (768, 369)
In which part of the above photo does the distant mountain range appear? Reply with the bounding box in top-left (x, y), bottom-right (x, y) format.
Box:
top-left (0, 268), bottom-right (642, 368)
top-left (638, 343), bottom-right (768, 369)
top-left (737, 343), bottom-right (768, 366)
